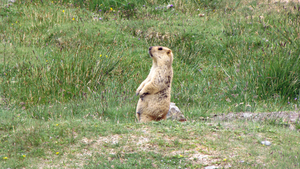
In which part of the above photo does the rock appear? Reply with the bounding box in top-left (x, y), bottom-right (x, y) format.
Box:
top-left (261, 141), bottom-right (271, 146)
top-left (167, 102), bottom-right (186, 121)
top-left (242, 113), bottom-right (252, 118)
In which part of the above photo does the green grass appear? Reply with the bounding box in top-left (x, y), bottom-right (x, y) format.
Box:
top-left (0, 0), bottom-right (300, 168)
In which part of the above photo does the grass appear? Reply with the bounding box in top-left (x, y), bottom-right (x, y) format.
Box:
top-left (0, 0), bottom-right (300, 168)
top-left (1, 107), bottom-right (299, 168)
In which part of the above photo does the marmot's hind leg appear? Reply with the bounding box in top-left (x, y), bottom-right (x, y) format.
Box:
top-left (154, 113), bottom-right (167, 121)
top-left (139, 114), bottom-right (155, 123)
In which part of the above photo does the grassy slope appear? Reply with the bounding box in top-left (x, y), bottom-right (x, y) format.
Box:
top-left (0, 0), bottom-right (300, 168)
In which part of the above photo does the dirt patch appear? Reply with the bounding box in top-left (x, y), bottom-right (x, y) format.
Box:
top-left (76, 128), bottom-right (223, 167)
top-left (211, 111), bottom-right (299, 122)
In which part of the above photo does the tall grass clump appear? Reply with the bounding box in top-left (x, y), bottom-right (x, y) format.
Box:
top-left (1, 45), bottom-right (122, 106)
top-left (218, 4), bottom-right (300, 106)
top-left (0, 2), bottom-right (128, 107)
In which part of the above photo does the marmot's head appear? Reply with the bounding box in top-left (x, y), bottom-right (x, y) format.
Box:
top-left (148, 46), bottom-right (173, 66)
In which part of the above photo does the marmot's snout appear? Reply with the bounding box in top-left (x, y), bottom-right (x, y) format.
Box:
top-left (148, 46), bottom-right (153, 57)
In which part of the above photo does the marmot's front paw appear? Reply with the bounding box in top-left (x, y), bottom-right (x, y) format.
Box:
top-left (136, 89), bottom-right (141, 96)
top-left (140, 92), bottom-right (149, 101)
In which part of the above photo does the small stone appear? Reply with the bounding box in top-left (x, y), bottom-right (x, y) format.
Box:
top-left (226, 98), bottom-right (231, 102)
top-left (261, 141), bottom-right (271, 146)
top-left (242, 113), bottom-right (252, 118)
top-left (204, 166), bottom-right (219, 169)
top-left (152, 163), bottom-right (157, 168)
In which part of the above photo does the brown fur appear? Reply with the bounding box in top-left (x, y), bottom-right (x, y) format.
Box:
top-left (136, 46), bottom-right (173, 122)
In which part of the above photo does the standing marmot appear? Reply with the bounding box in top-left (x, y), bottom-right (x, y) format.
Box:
top-left (136, 46), bottom-right (173, 122)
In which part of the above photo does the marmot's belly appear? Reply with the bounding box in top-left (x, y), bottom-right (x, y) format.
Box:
top-left (143, 89), bottom-right (171, 116)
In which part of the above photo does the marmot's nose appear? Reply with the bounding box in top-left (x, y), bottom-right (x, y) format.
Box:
top-left (149, 46), bottom-right (153, 51)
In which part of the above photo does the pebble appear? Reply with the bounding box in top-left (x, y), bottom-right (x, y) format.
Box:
top-left (261, 141), bottom-right (271, 146)
top-left (204, 166), bottom-right (218, 169)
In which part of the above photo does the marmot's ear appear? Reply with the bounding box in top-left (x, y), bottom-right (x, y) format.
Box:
top-left (167, 50), bottom-right (172, 55)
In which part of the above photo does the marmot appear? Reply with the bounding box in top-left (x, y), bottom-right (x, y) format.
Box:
top-left (136, 46), bottom-right (173, 122)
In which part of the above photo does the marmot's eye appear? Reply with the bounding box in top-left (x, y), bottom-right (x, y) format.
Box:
top-left (158, 47), bottom-right (163, 50)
